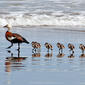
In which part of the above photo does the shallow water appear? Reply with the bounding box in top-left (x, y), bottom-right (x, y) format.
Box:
top-left (0, 0), bottom-right (85, 85)
top-left (0, 27), bottom-right (85, 85)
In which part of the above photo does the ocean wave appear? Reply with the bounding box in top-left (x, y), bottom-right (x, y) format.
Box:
top-left (0, 12), bottom-right (85, 27)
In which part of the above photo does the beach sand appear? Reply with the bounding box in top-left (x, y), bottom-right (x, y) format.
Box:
top-left (0, 26), bottom-right (85, 85)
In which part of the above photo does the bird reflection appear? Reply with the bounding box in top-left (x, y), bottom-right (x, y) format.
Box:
top-left (68, 53), bottom-right (75, 58)
top-left (32, 53), bottom-right (41, 66)
top-left (7, 48), bottom-right (20, 57)
top-left (5, 50), bottom-right (27, 72)
top-left (56, 53), bottom-right (65, 58)
top-left (45, 53), bottom-right (53, 58)
top-left (5, 61), bottom-right (11, 72)
top-left (80, 54), bottom-right (85, 58)
top-left (32, 53), bottom-right (41, 57)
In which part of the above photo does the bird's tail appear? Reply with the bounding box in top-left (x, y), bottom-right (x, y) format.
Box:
top-left (23, 38), bottom-right (29, 44)
top-left (25, 40), bottom-right (30, 44)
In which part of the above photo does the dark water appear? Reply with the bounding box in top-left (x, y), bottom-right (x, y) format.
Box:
top-left (0, 27), bottom-right (85, 85)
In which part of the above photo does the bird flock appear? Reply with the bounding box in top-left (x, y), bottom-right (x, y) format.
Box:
top-left (3, 24), bottom-right (85, 57)
top-left (31, 42), bottom-right (85, 54)
top-left (30, 42), bottom-right (85, 58)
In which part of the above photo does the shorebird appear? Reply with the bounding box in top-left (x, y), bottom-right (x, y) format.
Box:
top-left (68, 43), bottom-right (75, 54)
top-left (32, 53), bottom-right (41, 57)
top-left (79, 44), bottom-right (85, 54)
top-left (31, 41), bottom-right (41, 53)
top-left (57, 42), bottom-right (65, 53)
top-left (3, 24), bottom-right (29, 50)
top-left (44, 42), bottom-right (53, 52)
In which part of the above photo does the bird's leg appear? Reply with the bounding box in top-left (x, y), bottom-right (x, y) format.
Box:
top-left (51, 48), bottom-right (53, 53)
top-left (69, 49), bottom-right (72, 54)
top-left (37, 48), bottom-right (39, 53)
top-left (18, 48), bottom-right (20, 57)
top-left (83, 50), bottom-right (84, 54)
top-left (32, 48), bottom-right (36, 53)
top-left (72, 50), bottom-right (74, 54)
top-left (47, 48), bottom-right (49, 53)
top-left (82, 50), bottom-right (84, 54)
top-left (17, 43), bottom-right (20, 51)
top-left (61, 49), bottom-right (63, 53)
top-left (35, 48), bottom-right (36, 53)
top-left (59, 49), bottom-right (60, 54)
top-left (36, 48), bottom-right (38, 53)
top-left (7, 43), bottom-right (13, 49)
top-left (38, 48), bottom-right (41, 53)
top-left (32, 48), bottom-right (34, 53)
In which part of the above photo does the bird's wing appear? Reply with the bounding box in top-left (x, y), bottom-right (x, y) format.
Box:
top-left (12, 33), bottom-right (24, 41)
top-left (12, 33), bottom-right (29, 44)
top-left (8, 36), bottom-right (16, 40)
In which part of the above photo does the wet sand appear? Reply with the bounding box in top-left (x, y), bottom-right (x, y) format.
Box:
top-left (0, 26), bottom-right (85, 85)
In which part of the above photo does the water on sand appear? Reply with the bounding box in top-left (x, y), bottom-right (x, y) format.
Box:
top-left (0, 26), bottom-right (85, 85)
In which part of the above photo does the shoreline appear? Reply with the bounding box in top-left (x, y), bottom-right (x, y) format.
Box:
top-left (12, 25), bottom-right (85, 33)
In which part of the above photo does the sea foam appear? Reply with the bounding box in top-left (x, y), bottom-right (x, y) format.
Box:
top-left (0, 12), bottom-right (85, 27)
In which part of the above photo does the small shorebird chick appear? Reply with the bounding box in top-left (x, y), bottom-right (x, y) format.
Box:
top-left (44, 42), bottom-right (53, 52)
top-left (79, 44), bottom-right (85, 54)
top-left (31, 41), bottom-right (41, 53)
top-left (68, 43), bottom-right (75, 54)
top-left (57, 42), bottom-right (65, 53)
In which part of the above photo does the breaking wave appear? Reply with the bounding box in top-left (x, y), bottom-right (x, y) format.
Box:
top-left (0, 12), bottom-right (85, 27)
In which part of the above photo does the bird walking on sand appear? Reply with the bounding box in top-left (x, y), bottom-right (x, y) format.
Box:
top-left (68, 43), bottom-right (75, 54)
top-left (79, 44), bottom-right (85, 54)
top-left (57, 42), bottom-right (65, 53)
top-left (3, 24), bottom-right (29, 50)
top-left (44, 42), bottom-right (53, 52)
